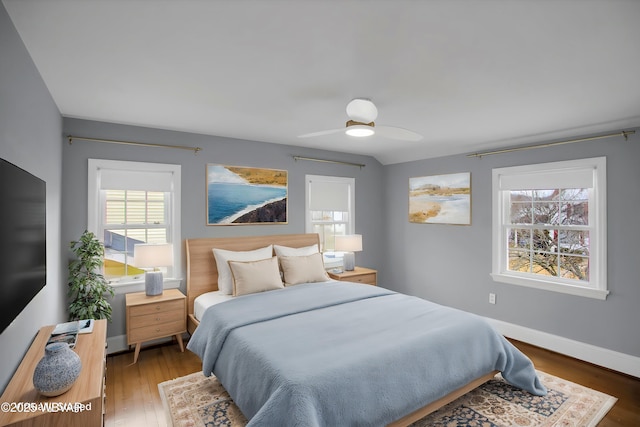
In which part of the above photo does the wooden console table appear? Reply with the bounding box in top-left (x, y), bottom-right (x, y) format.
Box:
top-left (0, 319), bottom-right (107, 427)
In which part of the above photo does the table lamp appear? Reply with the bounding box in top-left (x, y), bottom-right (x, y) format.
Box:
top-left (335, 234), bottom-right (362, 271)
top-left (134, 243), bottom-right (173, 296)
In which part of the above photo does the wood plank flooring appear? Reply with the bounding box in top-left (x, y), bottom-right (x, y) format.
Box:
top-left (104, 339), bottom-right (640, 426)
top-left (105, 342), bottom-right (202, 427)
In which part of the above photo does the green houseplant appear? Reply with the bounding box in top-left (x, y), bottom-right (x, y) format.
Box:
top-left (68, 230), bottom-right (115, 321)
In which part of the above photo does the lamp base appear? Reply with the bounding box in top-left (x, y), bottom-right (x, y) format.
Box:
top-left (343, 252), bottom-right (355, 271)
top-left (145, 271), bottom-right (164, 296)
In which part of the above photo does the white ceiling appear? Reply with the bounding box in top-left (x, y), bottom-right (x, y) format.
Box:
top-left (4, 0), bottom-right (640, 164)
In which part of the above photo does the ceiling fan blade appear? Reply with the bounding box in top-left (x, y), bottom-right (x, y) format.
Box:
top-left (376, 126), bottom-right (423, 141)
top-left (298, 128), bottom-right (344, 138)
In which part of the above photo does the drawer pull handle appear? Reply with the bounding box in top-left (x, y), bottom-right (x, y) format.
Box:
top-left (156, 328), bottom-right (161, 332)
top-left (156, 306), bottom-right (161, 310)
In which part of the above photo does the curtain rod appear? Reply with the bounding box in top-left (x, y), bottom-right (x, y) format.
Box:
top-left (67, 135), bottom-right (202, 154)
top-left (293, 155), bottom-right (365, 169)
top-left (466, 130), bottom-right (635, 158)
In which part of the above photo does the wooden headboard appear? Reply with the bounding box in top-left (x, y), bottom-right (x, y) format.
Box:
top-left (185, 233), bottom-right (320, 333)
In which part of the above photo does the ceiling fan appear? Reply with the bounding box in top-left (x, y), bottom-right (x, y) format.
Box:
top-left (298, 98), bottom-right (423, 141)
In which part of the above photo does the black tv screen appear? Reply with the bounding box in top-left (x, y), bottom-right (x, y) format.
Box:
top-left (0, 158), bottom-right (46, 334)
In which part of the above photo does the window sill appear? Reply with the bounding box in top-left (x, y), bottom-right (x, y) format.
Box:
top-left (490, 273), bottom-right (609, 300)
top-left (108, 277), bottom-right (182, 295)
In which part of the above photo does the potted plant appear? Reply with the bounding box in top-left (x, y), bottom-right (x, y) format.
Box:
top-left (68, 230), bottom-right (115, 321)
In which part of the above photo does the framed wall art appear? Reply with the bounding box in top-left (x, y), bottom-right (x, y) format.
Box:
top-left (409, 172), bottom-right (471, 225)
top-left (206, 164), bottom-right (288, 225)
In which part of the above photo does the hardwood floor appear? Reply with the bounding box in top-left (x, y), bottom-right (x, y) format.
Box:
top-left (105, 342), bottom-right (202, 427)
top-left (104, 339), bottom-right (640, 426)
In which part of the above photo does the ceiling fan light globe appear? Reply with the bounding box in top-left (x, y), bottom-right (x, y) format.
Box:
top-left (346, 99), bottom-right (378, 123)
top-left (345, 126), bottom-right (375, 137)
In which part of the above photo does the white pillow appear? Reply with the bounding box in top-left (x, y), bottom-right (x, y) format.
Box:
top-left (273, 244), bottom-right (319, 257)
top-left (279, 253), bottom-right (329, 286)
top-left (213, 245), bottom-right (273, 294)
top-left (229, 257), bottom-right (284, 296)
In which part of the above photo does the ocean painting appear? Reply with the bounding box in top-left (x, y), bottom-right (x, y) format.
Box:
top-left (207, 165), bottom-right (288, 225)
top-left (409, 172), bottom-right (471, 225)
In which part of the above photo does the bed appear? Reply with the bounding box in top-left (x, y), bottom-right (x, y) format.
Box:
top-left (185, 233), bottom-right (546, 426)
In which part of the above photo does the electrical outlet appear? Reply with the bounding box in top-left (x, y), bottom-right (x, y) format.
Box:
top-left (489, 293), bottom-right (496, 304)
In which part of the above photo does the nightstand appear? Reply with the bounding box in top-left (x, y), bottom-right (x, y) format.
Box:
top-left (125, 288), bottom-right (186, 363)
top-left (328, 266), bottom-right (377, 285)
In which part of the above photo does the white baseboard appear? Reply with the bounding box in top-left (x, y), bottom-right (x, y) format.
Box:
top-left (106, 334), bottom-right (175, 355)
top-left (485, 317), bottom-right (640, 378)
top-left (106, 334), bottom-right (128, 354)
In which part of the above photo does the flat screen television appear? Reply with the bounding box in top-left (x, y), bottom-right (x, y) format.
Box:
top-left (0, 158), bottom-right (46, 334)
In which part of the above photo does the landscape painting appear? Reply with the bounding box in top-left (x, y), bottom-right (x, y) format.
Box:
top-left (206, 164), bottom-right (288, 225)
top-left (409, 172), bottom-right (471, 225)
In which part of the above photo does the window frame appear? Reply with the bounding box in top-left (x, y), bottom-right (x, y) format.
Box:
top-left (305, 175), bottom-right (355, 267)
top-left (88, 159), bottom-right (181, 289)
top-left (491, 157), bottom-right (608, 300)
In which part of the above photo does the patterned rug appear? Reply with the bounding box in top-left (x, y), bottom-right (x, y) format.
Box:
top-left (158, 370), bottom-right (616, 427)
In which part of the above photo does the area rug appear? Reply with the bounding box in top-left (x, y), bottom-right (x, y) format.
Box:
top-left (158, 370), bottom-right (616, 427)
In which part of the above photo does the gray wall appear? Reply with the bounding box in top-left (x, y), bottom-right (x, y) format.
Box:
top-left (383, 130), bottom-right (640, 358)
top-left (2, 0), bottom-right (637, 393)
top-left (0, 5), bottom-right (65, 392)
top-left (62, 118), bottom-right (385, 340)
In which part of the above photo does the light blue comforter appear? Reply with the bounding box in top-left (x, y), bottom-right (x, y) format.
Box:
top-left (187, 282), bottom-right (546, 426)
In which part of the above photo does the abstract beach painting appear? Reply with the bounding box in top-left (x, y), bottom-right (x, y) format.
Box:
top-left (409, 172), bottom-right (471, 225)
top-left (207, 165), bottom-right (288, 225)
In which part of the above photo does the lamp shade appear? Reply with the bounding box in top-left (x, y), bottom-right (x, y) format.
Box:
top-left (335, 235), bottom-right (362, 252)
top-left (134, 243), bottom-right (173, 268)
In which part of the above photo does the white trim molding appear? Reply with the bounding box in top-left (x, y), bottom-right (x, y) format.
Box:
top-left (492, 157), bottom-right (608, 299)
top-left (88, 158), bottom-right (182, 284)
top-left (110, 278), bottom-right (181, 295)
top-left (490, 273), bottom-right (609, 300)
top-left (106, 334), bottom-right (186, 355)
top-left (106, 334), bottom-right (129, 354)
top-left (486, 317), bottom-right (640, 378)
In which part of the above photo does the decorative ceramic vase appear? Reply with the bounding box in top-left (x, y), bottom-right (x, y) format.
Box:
top-left (33, 342), bottom-right (82, 396)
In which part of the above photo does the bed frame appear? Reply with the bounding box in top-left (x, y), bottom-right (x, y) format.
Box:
top-left (184, 233), bottom-right (496, 426)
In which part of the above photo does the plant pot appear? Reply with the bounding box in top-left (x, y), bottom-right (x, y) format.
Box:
top-left (33, 342), bottom-right (82, 396)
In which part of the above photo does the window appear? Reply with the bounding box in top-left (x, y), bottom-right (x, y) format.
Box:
top-left (492, 157), bottom-right (607, 299)
top-left (88, 159), bottom-right (181, 286)
top-left (305, 175), bottom-right (355, 253)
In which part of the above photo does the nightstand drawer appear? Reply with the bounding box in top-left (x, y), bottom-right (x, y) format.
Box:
top-left (131, 309), bottom-right (184, 329)
top-left (349, 273), bottom-right (377, 285)
top-left (128, 299), bottom-right (184, 317)
top-left (128, 319), bottom-right (185, 343)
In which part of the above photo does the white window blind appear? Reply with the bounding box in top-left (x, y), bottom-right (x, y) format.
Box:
top-left (305, 175), bottom-right (355, 254)
top-left (497, 167), bottom-right (596, 190)
top-left (99, 169), bottom-right (174, 192)
top-left (308, 180), bottom-right (350, 212)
